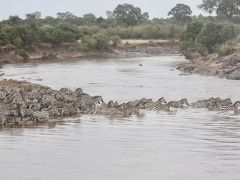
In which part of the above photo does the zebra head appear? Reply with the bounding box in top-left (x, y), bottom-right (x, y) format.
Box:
top-left (136, 102), bottom-right (145, 109)
top-left (126, 101), bottom-right (134, 108)
top-left (75, 88), bottom-right (83, 96)
top-left (180, 98), bottom-right (189, 106)
top-left (108, 101), bottom-right (115, 108)
top-left (140, 98), bottom-right (148, 104)
top-left (158, 97), bottom-right (167, 104)
top-left (223, 98), bottom-right (232, 105)
top-left (92, 96), bottom-right (104, 106)
top-left (234, 101), bottom-right (240, 110)
top-left (114, 101), bottom-right (119, 108)
top-left (118, 103), bottom-right (127, 110)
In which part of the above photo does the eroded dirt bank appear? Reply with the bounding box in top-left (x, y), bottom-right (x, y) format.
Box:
top-left (0, 41), bottom-right (179, 66)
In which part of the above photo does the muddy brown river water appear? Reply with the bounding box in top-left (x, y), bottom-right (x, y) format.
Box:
top-left (1, 55), bottom-right (240, 180)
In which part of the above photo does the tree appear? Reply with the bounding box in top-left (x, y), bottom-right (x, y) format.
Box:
top-left (168, 4), bottom-right (192, 22)
top-left (112, 4), bottom-right (147, 26)
top-left (26, 12), bottom-right (41, 21)
top-left (57, 12), bottom-right (77, 20)
top-left (83, 13), bottom-right (96, 24)
top-left (198, 0), bottom-right (240, 19)
top-left (7, 16), bottom-right (22, 25)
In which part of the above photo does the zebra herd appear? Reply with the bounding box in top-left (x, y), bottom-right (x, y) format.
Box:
top-left (0, 81), bottom-right (240, 126)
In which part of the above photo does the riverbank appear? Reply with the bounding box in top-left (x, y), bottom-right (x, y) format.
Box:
top-left (178, 40), bottom-right (240, 80)
top-left (0, 40), bottom-right (179, 66)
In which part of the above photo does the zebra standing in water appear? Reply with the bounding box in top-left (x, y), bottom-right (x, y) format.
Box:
top-left (169, 98), bottom-right (189, 109)
top-left (79, 95), bottom-right (103, 113)
top-left (32, 108), bottom-right (51, 122)
top-left (17, 104), bottom-right (33, 121)
top-left (152, 101), bottom-right (175, 112)
top-left (219, 101), bottom-right (240, 113)
top-left (145, 97), bottom-right (166, 110)
top-left (190, 97), bottom-right (215, 109)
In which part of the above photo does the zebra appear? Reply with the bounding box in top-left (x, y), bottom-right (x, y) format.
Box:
top-left (126, 100), bottom-right (141, 108)
top-left (135, 102), bottom-right (145, 109)
top-left (95, 102), bottom-right (113, 115)
top-left (145, 97), bottom-right (167, 110)
top-left (108, 101), bottom-right (115, 108)
top-left (0, 113), bottom-right (7, 125)
top-left (38, 94), bottom-right (58, 108)
top-left (60, 103), bottom-right (78, 117)
top-left (190, 97), bottom-right (215, 108)
top-left (59, 88), bottom-right (73, 95)
top-left (17, 104), bottom-right (33, 121)
top-left (25, 90), bottom-right (42, 103)
top-left (219, 101), bottom-right (240, 113)
top-left (152, 101), bottom-right (175, 112)
top-left (61, 94), bottom-right (77, 103)
top-left (217, 98), bottom-right (233, 107)
top-left (32, 109), bottom-right (50, 122)
top-left (0, 90), bottom-right (7, 100)
top-left (81, 95), bottom-right (103, 113)
top-left (75, 88), bottom-right (83, 97)
top-left (169, 98), bottom-right (189, 109)
top-left (0, 102), bottom-right (9, 110)
top-left (140, 98), bottom-right (153, 105)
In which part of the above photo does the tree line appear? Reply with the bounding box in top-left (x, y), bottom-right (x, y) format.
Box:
top-left (0, 0), bottom-right (239, 54)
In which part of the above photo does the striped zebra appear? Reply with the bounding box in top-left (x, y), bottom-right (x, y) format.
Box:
top-left (59, 88), bottom-right (73, 95)
top-left (135, 102), bottom-right (145, 109)
top-left (26, 90), bottom-right (42, 103)
top-left (17, 105), bottom-right (33, 121)
top-left (0, 113), bottom-right (7, 125)
top-left (75, 88), bottom-right (83, 97)
top-left (117, 103), bottom-right (128, 110)
top-left (126, 100), bottom-right (141, 108)
top-left (0, 102), bottom-right (8, 110)
top-left (95, 102), bottom-right (112, 115)
top-left (152, 101), bottom-right (175, 112)
top-left (38, 94), bottom-right (57, 108)
top-left (0, 90), bottom-right (7, 100)
top-left (145, 97), bottom-right (167, 110)
top-left (108, 101), bottom-right (115, 108)
top-left (169, 98), bottom-right (189, 109)
top-left (78, 95), bottom-right (102, 113)
top-left (60, 103), bottom-right (78, 117)
top-left (215, 98), bottom-right (233, 109)
top-left (219, 101), bottom-right (240, 112)
top-left (140, 98), bottom-right (153, 105)
top-left (32, 109), bottom-right (50, 122)
top-left (190, 97), bottom-right (215, 108)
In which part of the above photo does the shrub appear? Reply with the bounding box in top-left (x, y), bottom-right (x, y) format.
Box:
top-left (196, 22), bottom-right (236, 53)
top-left (110, 35), bottom-right (121, 47)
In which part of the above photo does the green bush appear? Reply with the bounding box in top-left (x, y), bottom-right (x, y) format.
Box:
top-left (110, 35), bottom-right (121, 47)
top-left (196, 22), bottom-right (235, 52)
top-left (180, 20), bottom-right (236, 53)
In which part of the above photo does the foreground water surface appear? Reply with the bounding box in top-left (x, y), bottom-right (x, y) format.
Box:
top-left (1, 55), bottom-right (240, 180)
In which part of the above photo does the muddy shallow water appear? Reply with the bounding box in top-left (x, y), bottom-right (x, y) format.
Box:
top-left (1, 55), bottom-right (240, 180)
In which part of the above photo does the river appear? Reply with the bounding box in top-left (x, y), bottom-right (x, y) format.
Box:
top-left (1, 55), bottom-right (240, 180)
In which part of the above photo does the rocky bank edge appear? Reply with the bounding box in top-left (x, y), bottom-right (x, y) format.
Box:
top-left (177, 50), bottom-right (240, 80)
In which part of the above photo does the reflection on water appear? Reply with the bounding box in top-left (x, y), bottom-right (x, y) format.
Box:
top-left (1, 56), bottom-right (240, 180)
